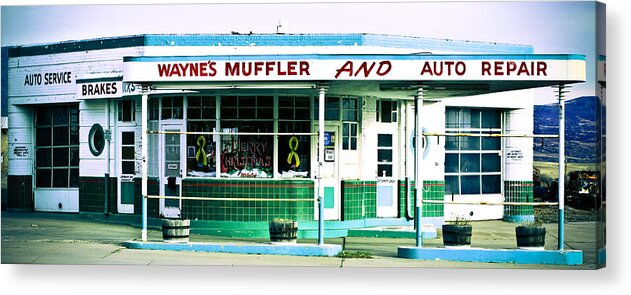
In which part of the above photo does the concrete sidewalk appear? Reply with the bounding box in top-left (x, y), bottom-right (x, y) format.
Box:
top-left (0, 211), bottom-right (599, 268)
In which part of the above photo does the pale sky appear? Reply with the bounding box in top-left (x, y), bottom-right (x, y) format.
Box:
top-left (0, 0), bottom-right (604, 103)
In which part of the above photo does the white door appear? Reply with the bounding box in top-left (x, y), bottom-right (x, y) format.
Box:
top-left (376, 133), bottom-right (398, 217)
top-left (117, 127), bottom-right (136, 214)
top-left (314, 124), bottom-right (340, 220)
top-left (159, 123), bottom-right (184, 218)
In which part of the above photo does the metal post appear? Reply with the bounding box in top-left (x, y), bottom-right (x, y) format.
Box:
top-left (141, 92), bottom-right (149, 242)
top-left (317, 84), bottom-right (326, 245)
top-left (415, 86), bottom-right (425, 248)
top-left (556, 84), bottom-right (568, 251)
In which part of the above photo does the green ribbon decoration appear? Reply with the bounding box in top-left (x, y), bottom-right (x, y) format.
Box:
top-left (196, 135), bottom-right (207, 167)
top-left (287, 136), bottom-right (300, 168)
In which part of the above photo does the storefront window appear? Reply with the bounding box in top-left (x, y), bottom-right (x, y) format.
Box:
top-left (161, 96), bottom-right (183, 119)
top-left (278, 96), bottom-right (311, 178)
top-left (445, 108), bottom-right (502, 195)
top-left (186, 96), bottom-right (217, 177)
top-left (35, 105), bottom-right (79, 188)
top-left (220, 96), bottom-right (274, 178)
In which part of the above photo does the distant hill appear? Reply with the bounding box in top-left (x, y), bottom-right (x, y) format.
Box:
top-left (533, 96), bottom-right (604, 163)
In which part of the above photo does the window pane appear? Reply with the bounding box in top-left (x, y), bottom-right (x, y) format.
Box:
top-left (122, 161), bottom-right (135, 175)
top-left (378, 134), bottom-right (392, 147)
top-left (52, 169), bottom-right (69, 188)
top-left (69, 169), bottom-right (79, 188)
top-left (445, 154), bottom-right (459, 173)
top-left (257, 96), bottom-right (273, 107)
top-left (257, 107), bottom-right (273, 119)
top-left (70, 126), bottom-right (79, 145)
top-left (201, 106), bottom-right (214, 119)
top-left (342, 123), bottom-right (349, 136)
top-left (37, 109), bottom-right (53, 125)
top-left (278, 134), bottom-right (310, 176)
top-left (342, 110), bottom-right (357, 121)
top-left (482, 137), bottom-right (501, 150)
top-left (70, 147), bottom-right (79, 166)
top-left (350, 137), bottom-right (357, 150)
top-left (53, 148), bottom-right (69, 167)
top-left (378, 150), bottom-right (392, 162)
top-left (445, 176), bottom-right (460, 195)
top-left (36, 148), bottom-right (52, 167)
top-left (69, 108), bottom-right (79, 124)
top-left (482, 109), bottom-right (501, 129)
top-left (460, 154), bottom-right (480, 172)
top-left (279, 108), bottom-right (293, 120)
top-left (445, 136), bottom-right (458, 150)
top-left (294, 108), bottom-right (310, 119)
top-left (52, 107), bottom-right (68, 125)
top-left (351, 124), bottom-right (357, 136)
top-left (36, 169), bottom-right (51, 187)
top-left (377, 164), bottom-right (392, 177)
top-left (381, 101), bottom-right (392, 123)
top-left (36, 128), bottom-right (51, 146)
top-left (482, 175), bottom-right (501, 194)
top-left (240, 96), bottom-right (255, 107)
top-left (188, 108), bottom-right (200, 119)
top-left (221, 108), bottom-right (238, 119)
top-left (221, 96), bottom-right (238, 107)
top-left (459, 136), bottom-right (480, 150)
top-left (122, 147), bottom-right (135, 160)
top-left (482, 154), bottom-right (501, 172)
top-left (445, 109), bottom-right (459, 129)
top-left (53, 126), bottom-right (69, 146)
top-left (343, 138), bottom-right (349, 150)
top-left (295, 97), bottom-right (310, 108)
top-left (240, 108), bottom-right (255, 119)
top-left (461, 175), bottom-right (481, 194)
top-left (122, 132), bottom-right (135, 145)
top-left (188, 96), bottom-right (200, 107)
top-left (325, 97), bottom-right (339, 120)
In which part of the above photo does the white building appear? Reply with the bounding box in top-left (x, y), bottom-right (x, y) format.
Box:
top-left (3, 34), bottom-right (585, 238)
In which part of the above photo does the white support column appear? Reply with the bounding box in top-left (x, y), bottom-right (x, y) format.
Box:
top-left (141, 91), bottom-right (149, 242)
top-left (415, 86), bottom-right (425, 248)
top-left (555, 84), bottom-right (569, 250)
top-left (317, 83), bottom-right (327, 245)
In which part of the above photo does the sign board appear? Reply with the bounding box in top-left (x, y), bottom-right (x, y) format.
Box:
top-left (124, 55), bottom-right (586, 83)
top-left (506, 149), bottom-right (524, 163)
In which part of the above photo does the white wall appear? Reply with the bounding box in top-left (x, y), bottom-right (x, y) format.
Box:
top-left (7, 104), bottom-right (33, 176)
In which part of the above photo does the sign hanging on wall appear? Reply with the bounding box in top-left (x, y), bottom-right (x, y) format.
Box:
top-left (123, 54), bottom-right (586, 83)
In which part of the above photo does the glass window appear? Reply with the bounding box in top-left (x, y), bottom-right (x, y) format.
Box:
top-left (377, 134), bottom-right (393, 177)
top-left (378, 100), bottom-right (397, 123)
top-left (35, 105), bottom-right (79, 188)
top-left (278, 97), bottom-right (311, 178)
top-left (161, 96), bottom-right (183, 119)
top-left (445, 107), bottom-right (502, 195)
top-left (118, 99), bottom-right (135, 122)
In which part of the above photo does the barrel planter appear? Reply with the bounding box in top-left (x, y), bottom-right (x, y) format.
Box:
top-left (442, 224), bottom-right (472, 248)
top-left (515, 226), bottom-right (546, 250)
top-left (269, 219), bottom-right (298, 243)
top-left (162, 219), bottom-right (190, 243)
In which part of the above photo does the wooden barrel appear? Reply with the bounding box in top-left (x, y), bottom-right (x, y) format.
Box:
top-left (269, 220), bottom-right (298, 243)
top-left (515, 226), bottom-right (546, 249)
top-left (442, 224), bottom-right (472, 247)
top-left (162, 219), bottom-right (190, 243)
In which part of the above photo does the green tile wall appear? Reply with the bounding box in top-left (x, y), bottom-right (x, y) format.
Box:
top-left (398, 180), bottom-right (445, 218)
top-left (503, 180), bottom-right (534, 219)
top-left (132, 177), bottom-right (160, 217)
top-left (180, 178), bottom-right (314, 222)
top-left (342, 180), bottom-right (376, 220)
top-left (78, 176), bottom-right (117, 213)
top-left (7, 175), bottom-right (33, 210)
